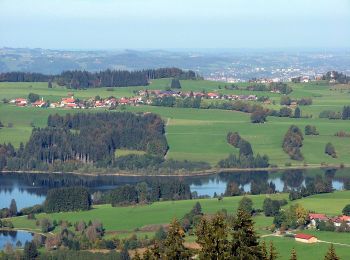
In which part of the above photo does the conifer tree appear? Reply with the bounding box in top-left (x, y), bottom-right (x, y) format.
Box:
top-left (23, 241), bottom-right (38, 260)
top-left (142, 249), bottom-right (154, 260)
top-left (290, 248), bottom-right (297, 260)
top-left (133, 250), bottom-right (142, 260)
top-left (164, 218), bottom-right (190, 259)
top-left (268, 241), bottom-right (278, 260)
top-left (261, 241), bottom-right (268, 260)
top-left (324, 244), bottom-right (340, 260)
top-left (9, 199), bottom-right (17, 217)
top-left (196, 214), bottom-right (229, 259)
top-left (230, 209), bottom-right (262, 259)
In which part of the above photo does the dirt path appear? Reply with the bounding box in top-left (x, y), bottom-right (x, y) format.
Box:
top-left (318, 240), bottom-right (350, 247)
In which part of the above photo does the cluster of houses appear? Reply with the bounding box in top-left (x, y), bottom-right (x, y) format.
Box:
top-left (9, 89), bottom-right (259, 110)
top-left (9, 95), bottom-right (142, 109)
top-left (309, 213), bottom-right (350, 228)
top-left (138, 89), bottom-right (258, 101)
top-left (285, 213), bottom-right (350, 244)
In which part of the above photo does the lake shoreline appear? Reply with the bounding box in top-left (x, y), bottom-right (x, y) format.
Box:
top-left (0, 164), bottom-right (347, 178)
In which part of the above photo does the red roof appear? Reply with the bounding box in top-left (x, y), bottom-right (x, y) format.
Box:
top-left (339, 215), bottom-right (350, 222)
top-left (62, 98), bottom-right (75, 103)
top-left (309, 213), bottom-right (328, 220)
top-left (295, 233), bottom-right (315, 240)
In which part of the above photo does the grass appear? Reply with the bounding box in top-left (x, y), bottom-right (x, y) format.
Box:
top-left (289, 191), bottom-right (350, 215)
top-left (9, 191), bottom-right (350, 259)
top-left (11, 193), bottom-right (288, 232)
top-left (1, 80), bottom-right (350, 166)
top-left (11, 191), bottom-right (350, 233)
top-left (261, 236), bottom-right (350, 260)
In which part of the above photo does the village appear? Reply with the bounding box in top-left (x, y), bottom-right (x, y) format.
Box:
top-left (8, 89), bottom-right (258, 109)
top-left (287, 212), bottom-right (350, 244)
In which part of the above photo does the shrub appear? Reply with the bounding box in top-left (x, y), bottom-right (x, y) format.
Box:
top-left (325, 143), bottom-right (337, 158)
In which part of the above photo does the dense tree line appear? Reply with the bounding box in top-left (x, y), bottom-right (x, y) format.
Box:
top-left (150, 95), bottom-right (302, 121)
top-left (44, 187), bottom-right (91, 213)
top-left (319, 110), bottom-right (342, 120)
top-left (0, 68), bottom-right (198, 89)
top-left (0, 112), bottom-right (168, 171)
top-left (246, 82), bottom-right (293, 94)
top-left (320, 106), bottom-right (350, 120)
top-left (0, 72), bottom-right (50, 82)
top-left (263, 198), bottom-right (288, 217)
top-left (106, 180), bottom-right (192, 206)
top-left (323, 71), bottom-right (350, 84)
top-left (282, 125), bottom-right (304, 160)
top-left (288, 175), bottom-right (333, 200)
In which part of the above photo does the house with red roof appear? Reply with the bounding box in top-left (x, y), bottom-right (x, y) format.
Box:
top-left (14, 98), bottom-right (27, 106)
top-left (61, 96), bottom-right (77, 108)
top-left (207, 92), bottom-right (220, 99)
top-left (32, 99), bottom-right (46, 108)
top-left (295, 233), bottom-right (317, 243)
top-left (309, 213), bottom-right (329, 227)
top-left (332, 215), bottom-right (350, 227)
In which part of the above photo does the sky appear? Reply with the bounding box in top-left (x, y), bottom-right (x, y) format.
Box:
top-left (0, 0), bottom-right (349, 50)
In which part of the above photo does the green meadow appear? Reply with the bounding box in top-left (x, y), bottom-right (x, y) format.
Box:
top-left (9, 191), bottom-right (350, 260)
top-left (1, 79), bottom-right (350, 166)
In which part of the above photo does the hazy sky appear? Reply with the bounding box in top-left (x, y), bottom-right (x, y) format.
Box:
top-left (0, 0), bottom-right (349, 49)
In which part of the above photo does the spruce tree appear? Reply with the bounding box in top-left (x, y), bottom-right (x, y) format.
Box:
top-left (23, 241), bottom-right (38, 260)
top-left (290, 248), bottom-right (297, 260)
top-left (230, 209), bottom-right (262, 259)
top-left (261, 241), bottom-right (268, 260)
top-left (196, 214), bottom-right (229, 259)
top-left (294, 107), bottom-right (301, 118)
top-left (9, 199), bottom-right (17, 217)
top-left (170, 78), bottom-right (181, 89)
top-left (324, 244), bottom-right (340, 260)
top-left (133, 250), bottom-right (142, 260)
top-left (268, 241), bottom-right (278, 260)
top-left (120, 246), bottom-right (131, 260)
top-left (164, 218), bottom-right (190, 259)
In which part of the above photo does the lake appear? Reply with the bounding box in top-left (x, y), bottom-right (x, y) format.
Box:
top-left (0, 230), bottom-right (34, 250)
top-left (0, 168), bottom-right (349, 210)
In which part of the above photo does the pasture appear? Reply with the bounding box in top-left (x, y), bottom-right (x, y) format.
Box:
top-left (1, 80), bottom-right (350, 166)
top-left (9, 191), bottom-right (350, 259)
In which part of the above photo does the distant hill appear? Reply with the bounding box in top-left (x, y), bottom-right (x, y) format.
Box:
top-left (0, 47), bottom-right (349, 80)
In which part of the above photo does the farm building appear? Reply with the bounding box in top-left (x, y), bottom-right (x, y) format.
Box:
top-left (295, 233), bottom-right (317, 244)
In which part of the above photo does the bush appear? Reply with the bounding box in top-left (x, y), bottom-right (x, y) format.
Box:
top-left (325, 143), bottom-right (337, 158)
top-left (250, 109), bottom-right (267, 123)
top-left (305, 125), bottom-right (319, 135)
top-left (279, 107), bottom-right (292, 117)
top-left (28, 93), bottom-right (40, 103)
top-left (342, 204), bottom-right (350, 216)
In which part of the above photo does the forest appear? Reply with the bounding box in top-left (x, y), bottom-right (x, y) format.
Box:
top-left (0, 67), bottom-right (198, 88)
top-left (0, 112), bottom-right (169, 171)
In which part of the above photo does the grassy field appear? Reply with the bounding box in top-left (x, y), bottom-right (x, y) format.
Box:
top-left (10, 193), bottom-right (288, 232)
top-left (1, 80), bottom-right (350, 166)
top-left (9, 191), bottom-right (350, 259)
top-left (261, 236), bottom-right (350, 260)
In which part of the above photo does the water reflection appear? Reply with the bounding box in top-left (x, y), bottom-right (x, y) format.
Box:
top-left (0, 168), bottom-right (349, 209)
top-left (0, 231), bottom-right (34, 250)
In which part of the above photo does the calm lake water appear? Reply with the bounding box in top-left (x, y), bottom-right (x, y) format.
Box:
top-left (0, 168), bottom-right (349, 210)
top-left (0, 230), bottom-right (34, 250)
